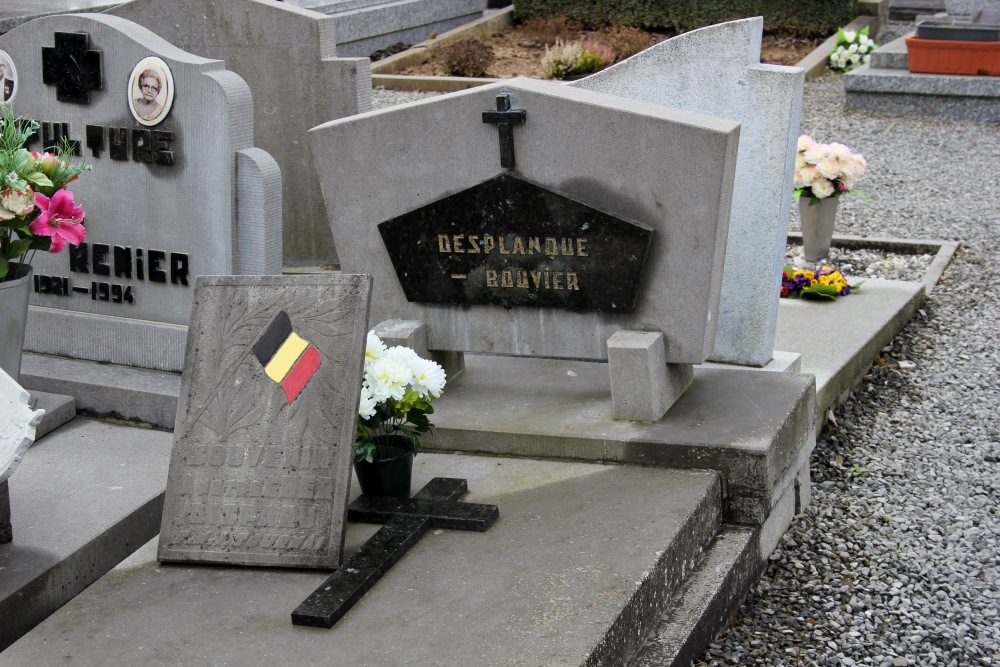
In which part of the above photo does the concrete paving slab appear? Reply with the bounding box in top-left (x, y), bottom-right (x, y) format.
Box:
top-left (775, 278), bottom-right (924, 415)
top-left (0, 418), bottom-right (173, 651)
top-left (28, 391), bottom-right (75, 440)
top-left (2, 455), bottom-right (722, 666)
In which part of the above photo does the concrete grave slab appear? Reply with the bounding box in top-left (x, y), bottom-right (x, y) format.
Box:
top-left (0, 14), bottom-right (281, 372)
top-left (311, 77), bottom-right (740, 363)
top-left (108, 0), bottom-right (372, 267)
top-left (159, 274), bottom-right (371, 568)
top-left (0, 418), bottom-right (173, 651)
top-left (3, 454), bottom-right (723, 666)
top-left (572, 18), bottom-right (804, 367)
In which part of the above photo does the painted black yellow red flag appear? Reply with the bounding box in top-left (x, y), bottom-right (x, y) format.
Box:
top-left (252, 311), bottom-right (322, 403)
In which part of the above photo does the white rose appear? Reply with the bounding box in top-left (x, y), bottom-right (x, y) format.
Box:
top-left (844, 30), bottom-right (857, 42)
top-left (848, 44), bottom-right (858, 54)
top-left (812, 178), bottom-right (835, 199)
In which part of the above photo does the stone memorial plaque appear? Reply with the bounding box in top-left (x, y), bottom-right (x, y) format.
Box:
top-left (0, 14), bottom-right (281, 372)
top-left (311, 78), bottom-right (739, 363)
top-left (158, 274), bottom-right (372, 569)
top-left (378, 173), bottom-right (653, 311)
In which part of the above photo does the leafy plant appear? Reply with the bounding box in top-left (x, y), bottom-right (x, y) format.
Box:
top-left (541, 38), bottom-right (615, 79)
top-left (355, 332), bottom-right (447, 463)
top-left (437, 39), bottom-right (495, 77)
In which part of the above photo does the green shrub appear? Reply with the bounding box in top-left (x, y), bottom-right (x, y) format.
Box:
top-left (436, 39), bottom-right (495, 77)
top-left (514, 0), bottom-right (858, 38)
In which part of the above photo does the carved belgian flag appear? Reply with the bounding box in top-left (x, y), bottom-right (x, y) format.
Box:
top-left (252, 311), bottom-right (322, 404)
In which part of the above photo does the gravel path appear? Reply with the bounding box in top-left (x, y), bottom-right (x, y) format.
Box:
top-left (372, 51), bottom-right (1000, 665)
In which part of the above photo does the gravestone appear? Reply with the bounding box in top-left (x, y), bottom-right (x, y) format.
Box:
top-left (572, 18), bottom-right (803, 367)
top-left (108, 0), bottom-right (372, 267)
top-left (0, 14), bottom-right (282, 372)
top-left (310, 77), bottom-right (739, 417)
top-left (301, 0), bottom-right (489, 57)
top-left (158, 273), bottom-right (371, 568)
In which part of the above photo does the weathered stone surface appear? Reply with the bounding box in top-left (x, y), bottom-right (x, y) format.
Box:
top-left (158, 274), bottom-right (372, 568)
top-left (109, 0), bottom-right (371, 267)
top-left (573, 18), bottom-right (804, 367)
top-left (607, 330), bottom-right (692, 421)
top-left (311, 77), bottom-right (739, 363)
top-left (0, 14), bottom-right (281, 371)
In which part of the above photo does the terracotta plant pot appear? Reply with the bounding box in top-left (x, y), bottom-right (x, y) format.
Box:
top-left (0, 262), bottom-right (32, 381)
top-left (353, 438), bottom-right (414, 498)
top-left (799, 197), bottom-right (839, 262)
top-left (906, 36), bottom-right (1000, 76)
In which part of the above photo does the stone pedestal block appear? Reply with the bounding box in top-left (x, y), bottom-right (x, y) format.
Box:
top-left (372, 320), bottom-right (465, 380)
top-left (608, 331), bottom-right (693, 421)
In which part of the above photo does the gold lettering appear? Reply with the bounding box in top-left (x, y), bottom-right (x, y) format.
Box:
top-left (486, 269), bottom-right (498, 287)
top-left (512, 236), bottom-right (526, 254)
top-left (528, 237), bottom-right (542, 254)
top-left (482, 234), bottom-right (495, 254)
top-left (501, 270), bottom-right (514, 288)
top-left (560, 239), bottom-right (575, 256)
top-left (553, 272), bottom-right (563, 289)
top-left (567, 272), bottom-right (580, 290)
top-left (499, 236), bottom-right (510, 254)
top-left (467, 235), bottom-right (480, 253)
top-left (531, 271), bottom-right (542, 288)
top-left (516, 271), bottom-right (529, 288)
top-left (578, 238), bottom-right (588, 256)
top-left (544, 272), bottom-right (551, 288)
top-left (545, 237), bottom-right (558, 257)
top-left (438, 234), bottom-right (451, 253)
top-left (452, 235), bottom-right (465, 253)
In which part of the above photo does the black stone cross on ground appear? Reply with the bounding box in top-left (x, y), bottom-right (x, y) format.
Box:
top-left (291, 478), bottom-right (498, 628)
top-left (42, 32), bottom-right (103, 104)
top-left (482, 93), bottom-right (526, 169)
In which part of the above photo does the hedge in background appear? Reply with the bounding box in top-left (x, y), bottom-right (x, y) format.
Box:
top-left (512, 0), bottom-right (858, 38)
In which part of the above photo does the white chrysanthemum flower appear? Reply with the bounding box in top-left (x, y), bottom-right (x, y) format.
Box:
top-left (409, 357), bottom-right (446, 398)
top-left (358, 383), bottom-right (377, 419)
top-left (383, 345), bottom-right (421, 369)
top-left (365, 331), bottom-right (386, 363)
top-left (365, 357), bottom-right (412, 401)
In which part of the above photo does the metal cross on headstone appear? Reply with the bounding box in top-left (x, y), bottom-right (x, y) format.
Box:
top-left (482, 93), bottom-right (526, 169)
top-left (291, 477), bottom-right (498, 628)
top-left (42, 32), bottom-right (103, 104)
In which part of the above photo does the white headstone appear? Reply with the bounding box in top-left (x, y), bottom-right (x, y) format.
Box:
top-left (108, 0), bottom-right (372, 267)
top-left (572, 18), bottom-right (803, 367)
top-left (0, 367), bottom-right (44, 484)
top-left (0, 14), bottom-right (282, 372)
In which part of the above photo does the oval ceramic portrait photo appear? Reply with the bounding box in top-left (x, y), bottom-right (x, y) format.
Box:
top-left (128, 57), bottom-right (174, 126)
top-left (0, 51), bottom-right (18, 104)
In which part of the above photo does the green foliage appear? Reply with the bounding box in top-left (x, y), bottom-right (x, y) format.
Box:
top-left (514, 0), bottom-right (858, 38)
top-left (355, 394), bottom-right (436, 463)
top-left (437, 39), bottom-right (496, 77)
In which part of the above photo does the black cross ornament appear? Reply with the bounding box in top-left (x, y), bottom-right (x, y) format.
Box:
top-left (482, 93), bottom-right (525, 169)
top-left (42, 32), bottom-right (103, 104)
top-left (291, 477), bottom-right (498, 628)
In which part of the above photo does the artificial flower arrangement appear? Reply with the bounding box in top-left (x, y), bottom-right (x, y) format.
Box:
top-left (829, 25), bottom-right (878, 73)
top-left (355, 332), bottom-right (447, 463)
top-left (0, 106), bottom-right (90, 281)
top-left (793, 134), bottom-right (867, 204)
top-left (781, 265), bottom-right (859, 300)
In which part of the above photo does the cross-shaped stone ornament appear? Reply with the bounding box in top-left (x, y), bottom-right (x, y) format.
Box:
top-left (482, 93), bottom-right (526, 169)
top-left (291, 477), bottom-right (498, 628)
top-left (42, 32), bottom-right (103, 104)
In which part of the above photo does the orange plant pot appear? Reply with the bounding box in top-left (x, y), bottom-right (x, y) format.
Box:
top-left (906, 36), bottom-right (1000, 76)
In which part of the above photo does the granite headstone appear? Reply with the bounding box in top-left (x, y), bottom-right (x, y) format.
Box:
top-left (108, 0), bottom-right (372, 267)
top-left (158, 273), bottom-right (372, 568)
top-left (0, 14), bottom-right (282, 372)
top-left (573, 18), bottom-right (803, 367)
top-left (310, 78), bottom-right (739, 365)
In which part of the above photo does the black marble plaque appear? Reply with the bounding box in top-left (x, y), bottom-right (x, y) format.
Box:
top-left (377, 173), bottom-right (653, 312)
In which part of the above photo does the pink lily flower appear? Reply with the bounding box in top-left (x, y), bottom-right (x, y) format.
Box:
top-left (30, 189), bottom-right (86, 253)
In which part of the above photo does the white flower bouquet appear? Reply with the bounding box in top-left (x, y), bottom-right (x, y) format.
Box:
top-left (355, 332), bottom-right (446, 463)
top-left (829, 25), bottom-right (878, 73)
top-left (793, 134), bottom-right (867, 203)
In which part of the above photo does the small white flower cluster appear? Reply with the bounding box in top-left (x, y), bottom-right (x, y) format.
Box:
top-left (829, 27), bottom-right (877, 73)
top-left (793, 134), bottom-right (867, 200)
top-left (359, 332), bottom-right (446, 419)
